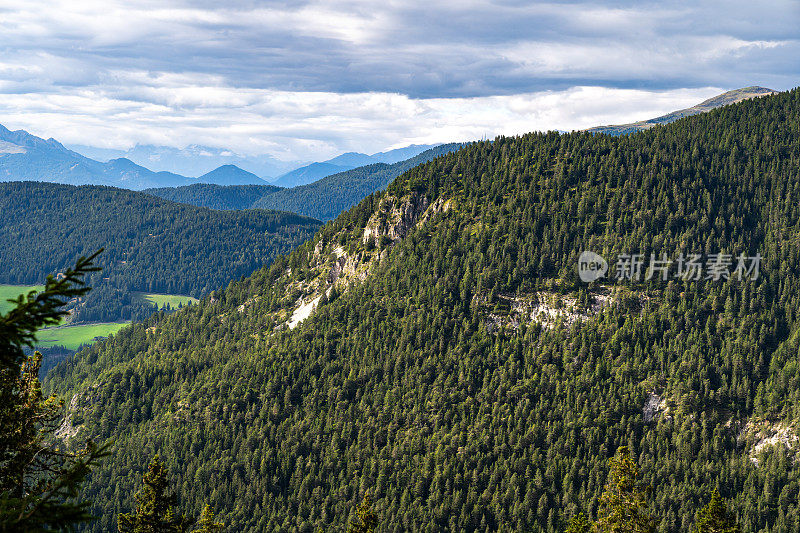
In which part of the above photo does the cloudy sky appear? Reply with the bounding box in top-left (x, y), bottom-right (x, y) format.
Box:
top-left (0, 0), bottom-right (797, 161)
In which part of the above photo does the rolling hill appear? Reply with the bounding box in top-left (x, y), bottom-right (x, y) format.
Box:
top-left (0, 181), bottom-right (321, 324)
top-left (46, 89), bottom-right (800, 531)
top-left (144, 183), bottom-right (281, 210)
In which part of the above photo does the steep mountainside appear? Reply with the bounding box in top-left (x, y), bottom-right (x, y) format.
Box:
top-left (0, 182), bottom-right (320, 322)
top-left (48, 89), bottom-right (800, 532)
top-left (585, 86), bottom-right (777, 135)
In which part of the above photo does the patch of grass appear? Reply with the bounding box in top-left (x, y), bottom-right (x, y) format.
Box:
top-left (1, 284), bottom-right (128, 350)
top-left (0, 284), bottom-right (45, 314)
top-left (133, 292), bottom-right (199, 310)
top-left (35, 322), bottom-right (130, 350)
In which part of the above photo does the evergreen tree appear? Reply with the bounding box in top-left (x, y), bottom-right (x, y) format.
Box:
top-left (117, 455), bottom-right (191, 533)
top-left (0, 251), bottom-right (108, 531)
top-left (694, 490), bottom-right (740, 533)
top-left (595, 447), bottom-right (655, 533)
top-left (348, 494), bottom-right (379, 533)
top-left (194, 505), bottom-right (224, 533)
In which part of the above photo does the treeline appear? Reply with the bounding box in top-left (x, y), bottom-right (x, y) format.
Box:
top-left (0, 182), bottom-right (321, 322)
top-left (45, 89), bottom-right (800, 531)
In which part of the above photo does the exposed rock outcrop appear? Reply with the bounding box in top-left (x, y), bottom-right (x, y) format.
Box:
top-left (739, 419), bottom-right (799, 466)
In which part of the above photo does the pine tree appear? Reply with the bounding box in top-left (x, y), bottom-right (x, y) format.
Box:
top-left (348, 493), bottom-right (379, 533)
top-left (0, 251), bottom-right (109, 531)
top-left (694, 489), bottom-right (740, 533)
top-left (117, 455), bottom-right (191, 533)
top-left (595, 447), bottom-right (655, 533)
top-left (194, 505), bottom-right (224, 533)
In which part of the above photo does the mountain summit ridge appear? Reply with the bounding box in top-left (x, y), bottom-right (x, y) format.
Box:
top-left (0, 126), bottom-right (272, 189)
top-left (585, 86), bottom-right (777, 135)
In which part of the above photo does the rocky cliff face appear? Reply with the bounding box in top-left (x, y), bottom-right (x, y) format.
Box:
top-left (262, 191), bottom-right (454, 330)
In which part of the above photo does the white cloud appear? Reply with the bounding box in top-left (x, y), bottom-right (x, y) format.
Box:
top-left (0, 75), bottom-right (720, 160)
top-left (0, 0), bottom-right (795, 160)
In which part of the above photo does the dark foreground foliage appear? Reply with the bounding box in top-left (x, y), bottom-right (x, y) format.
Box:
top-left (1, 252), bottom-right (108, 531)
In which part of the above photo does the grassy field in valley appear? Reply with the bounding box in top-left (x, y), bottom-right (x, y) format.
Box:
top-left (34, 322), bottom-right (130, 350)
top-left (134, 291), bottom-right (199, 309)
top-left (2, 283), bottom-right (130, 349)
top-left (0, 283), bottom-right (45, 314)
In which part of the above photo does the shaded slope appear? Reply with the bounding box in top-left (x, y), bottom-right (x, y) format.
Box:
top-left (272, 162), bottom-right (353, 187)
top-left (144, 144), bottom-right (462, 221)
top-left (252, 143), bottom-right (463, 220)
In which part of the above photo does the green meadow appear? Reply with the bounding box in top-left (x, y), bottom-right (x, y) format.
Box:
top-left (1, 285), bottom-right (197, 350)
top-left (0, 284), bottom-right (45, 314)
top-left (134, 292), bottom-right (199, 309)
top-left (34, 322), bottom-right (130, 350)
top-left (1, 284), bottom-right (130, 349)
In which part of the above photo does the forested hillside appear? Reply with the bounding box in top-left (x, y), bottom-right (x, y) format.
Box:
top-left (47, 89), bottom-right (800, 532)
top-left (0, 182), bottom-right (321, 322)
top-left (144, 183), bottom-right (280, 210)
top-left (144, 144), bottom-right (463, 221)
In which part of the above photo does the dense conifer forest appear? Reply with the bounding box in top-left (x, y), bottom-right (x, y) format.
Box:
top-left (0, 182), bottom-right (321, 322)
top-left (144, 183), bottom-right (281, 211)
top-left (47, 89), bottom-right (800, 531)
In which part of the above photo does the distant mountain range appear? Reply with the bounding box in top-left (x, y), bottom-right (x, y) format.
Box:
top-left (146, 143), bottom-right (463, 221)
top-left (585, 86), bottom-right (777, 135)
top-left (67, 143), bottom-right (298, 179)
top-left (67, 142), bottom-right (440, 187)
top-left (2, 123), bottom-right (440, 190)
top-left (2, 87), bottom-right (776, 192)
top-left (197, 165), bottom-right (267, 186)
top-left (271, 144), bottom-right (438, 187)
top-left (0, 124), bottom-right (275, 190)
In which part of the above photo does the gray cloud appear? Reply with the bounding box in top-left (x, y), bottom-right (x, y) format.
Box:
top-left (0, 0), bottom-right (796, 159)
top-left (2, 1), bottom-right (797, 97)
